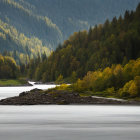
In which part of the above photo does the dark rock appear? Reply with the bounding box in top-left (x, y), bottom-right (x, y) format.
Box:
top-left (19, 92), bottom-right (28, 97)
top-left (0, 89), bottom-right (140, 105)
top-left (30, 88), bottom-right (43, 92)
top-left (57, 100), bottom-right (69, 105)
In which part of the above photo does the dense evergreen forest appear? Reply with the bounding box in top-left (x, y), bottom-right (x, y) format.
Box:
top-left (27, 4), bottom-right (140, 84)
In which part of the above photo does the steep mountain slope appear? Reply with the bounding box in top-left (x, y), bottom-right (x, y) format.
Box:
top-left (0, 0), bottom-right (62, 49)
top-left (0, 0), bottom-right (140, 63)
top-left (21, 0), bottom-right (140, 40)
top-left (0, 19), bottom-right (51, 64)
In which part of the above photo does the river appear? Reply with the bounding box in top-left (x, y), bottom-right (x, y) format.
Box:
top-left (0, 81), bottom-right (56, 100)
top-left (0, 83), bottom-right (140, 140)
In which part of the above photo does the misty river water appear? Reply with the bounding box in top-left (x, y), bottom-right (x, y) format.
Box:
top-left (0, 83), bottom-right (140, 140)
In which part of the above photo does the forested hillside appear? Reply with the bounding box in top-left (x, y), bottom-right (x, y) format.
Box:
top-left (0, 0), bottom-right (140, 63)
top-left (27, 3), bottom-right (140, 82)
top-left (23, 0), bottom-right (140, 40)
top-left (0, 0), bottom-right (62, 49)
top-left (0, 19), bottom-right (50, 64)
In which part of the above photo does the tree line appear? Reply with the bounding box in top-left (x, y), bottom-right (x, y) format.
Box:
top-left (0, 54), bottom-right (19, 79)
top-left (26, 3), bottom-right (140, 83)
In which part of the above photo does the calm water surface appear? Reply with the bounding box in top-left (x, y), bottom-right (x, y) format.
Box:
top-left (0, 84), bottom-right (140, 140)
top-left (0, 81), bottom-right (56, 100)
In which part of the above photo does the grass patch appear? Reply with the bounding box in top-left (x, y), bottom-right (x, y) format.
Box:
top-left (55, 84), bottom-right (69, 90)
top-left (0, 78), bottom-right (27, 86)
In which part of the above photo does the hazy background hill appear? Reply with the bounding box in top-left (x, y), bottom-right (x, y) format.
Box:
top-left (0, 0), bottom-right (140, 63)
top-left (24, 0), bottom-right (140, 40)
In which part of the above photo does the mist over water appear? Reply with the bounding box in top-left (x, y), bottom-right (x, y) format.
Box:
top-left (0, 84), bottom-right (140, 140)
top-left (0, 105), bottom-right (140, 140)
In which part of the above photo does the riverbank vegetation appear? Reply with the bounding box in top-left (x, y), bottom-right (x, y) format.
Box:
top-left (73, 58), bottom-right (140, 99)
top-left (47, 58), bottom-right (140, 100)
top-left (0, 54), bottom-right (28, 86)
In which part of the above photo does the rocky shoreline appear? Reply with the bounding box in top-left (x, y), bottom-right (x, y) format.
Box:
top-left (0, 89), bottom-right (139, 105)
